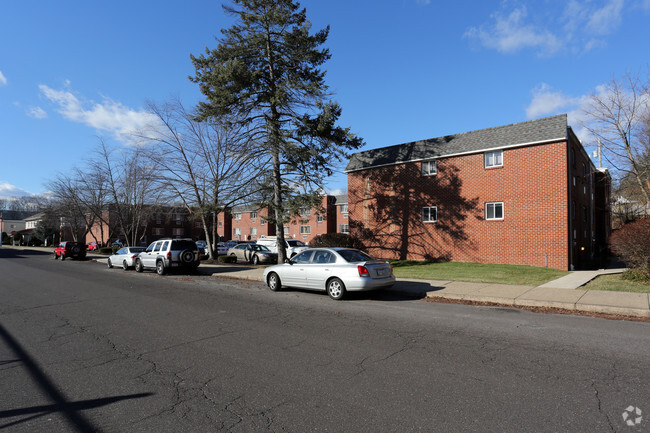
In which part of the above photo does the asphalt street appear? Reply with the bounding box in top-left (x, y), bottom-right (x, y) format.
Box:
top-left (0, 248), bottom-right (649, 432)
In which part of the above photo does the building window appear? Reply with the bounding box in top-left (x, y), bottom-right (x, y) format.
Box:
top-left (234, 228), bottom-right (241, 235)
top-left (317, 215), bottom-right (324, 223)
top-left (422, 160), bottom-right (437, 176)
top-left (175, 213), bottom-right (182, 223)
top-left (340, 224), bottom-right (349, 234)
top-left (300, 208), bottom-right (311, 216)
top-left (485, 150), bottom-right (503, 168)
top-left (194, 221), bottom-right (202, 228)
top-left (233, 213), bottom-right (241, 220)
top-left (340, 204), bottom-right (348, 213)
top-left (300, 225), bottom-right (311, 234)
top-left (260, 219), bottom-right (265, 225)
top-left (284, 226), bottom-right (290, 235)
top-left (250, 227), bottom-right (257, 236)
top-left (218, 221), bottom-right (223, 227)
top-left (250, 211), bottom-right (257, 220)
top-left (485, 202), bottom-right (504, 220)
top-left (172, 228), bottom-right (184, 236)
top-left (422, 206), bottom-right (438, 223)
top-left (153, 228), bottom-right (164, 236)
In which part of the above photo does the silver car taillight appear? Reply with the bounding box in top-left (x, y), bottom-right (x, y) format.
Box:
top-left (358, 265), bottom-right (370, 277)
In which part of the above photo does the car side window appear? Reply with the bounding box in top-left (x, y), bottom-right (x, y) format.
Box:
top-left (117, 248), bottom-right (125, 255)
top-left (146, 244), bottom-right (155, 253)
top-left (161, 241), bottom-right (170, 251)
top-left (153, 242), bottom-right (161, 252)
top-left (292, 251), bottom-right (314, 264)
top-left (313, 251), bottom-right (334, 264)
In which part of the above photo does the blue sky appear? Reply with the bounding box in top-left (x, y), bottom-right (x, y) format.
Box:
top-left (1, 0), bottom-right (649, 199)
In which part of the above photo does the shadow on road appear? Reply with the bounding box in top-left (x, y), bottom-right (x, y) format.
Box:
top-left (0, 323), bottom-right (153, 432)
top-left (0, 248), bottom-right (53, 259)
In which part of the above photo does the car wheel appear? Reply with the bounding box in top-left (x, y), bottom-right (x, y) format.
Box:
top-left (180, 249), bottom-right (194, 264)
top-left (252, 254), bottom-right (259, 265)
top-left (156, 260), bottom-right (166, 276)
top-left (54, 253), bottom-right (59, 260)
top-left (122, 260), bottom-right (129, 270)
top-left (230, 253), bottom-right (237, 263)
top-left (267, 272), bottom-right (281, 291)
top-left (135, 259), bottom-right (143, 273)
top-left (60, 253), bottom-right (66, 261)
top-left (327, 278), bottom-right (346, 300)
top-left (107, 258), bottom-right (113, 268)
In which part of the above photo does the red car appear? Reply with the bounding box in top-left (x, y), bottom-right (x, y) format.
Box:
top-left (87, 241), bottom-right (99, 251)
top-left (54, 241), bottom-right (87, 260)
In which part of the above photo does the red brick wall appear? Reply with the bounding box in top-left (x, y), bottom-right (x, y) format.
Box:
top-left (230, 207), bottom-right (275, 241)
top-left (349, 141), bottom-right (572, 269)
top-left (284, 195), bottom-right (335, 243)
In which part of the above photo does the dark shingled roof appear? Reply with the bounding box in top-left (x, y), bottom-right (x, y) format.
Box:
top-left (345, 114), bottom-right (568, 172)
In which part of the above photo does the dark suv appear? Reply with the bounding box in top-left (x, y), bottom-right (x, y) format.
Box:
top-left (135, 238), bottom-right (201, 275)
top-left (54, 241), bottom-right (87, 260)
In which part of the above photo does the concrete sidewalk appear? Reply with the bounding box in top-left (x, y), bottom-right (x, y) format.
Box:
top-left (197, 261), bottom-right (649, 318)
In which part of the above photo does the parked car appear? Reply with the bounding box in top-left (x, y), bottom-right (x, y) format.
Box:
top-left (54, 241), bottom-right (87, 260)
top-left (135, 238), bottom-right (201, 275)
top-left (111, 240), bottom-right (124, 248)
top-left (262, 248), bottom-right (395, 300)
top-left (227, 243), bottom-right (278, 264)
top-left (195, 240), bottom-right (207, 255)
top-left (216, 242), bottom-right (229, 255)
top-left (107, 246), bottom-right (147, 270)
top-left (256, 236), bottom-right (307, 258)
top-left (87, 241), bottom-right (99, 251)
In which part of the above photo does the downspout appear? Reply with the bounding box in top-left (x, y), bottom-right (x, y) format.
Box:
top-left (567, 130), bottom-right (574, 271)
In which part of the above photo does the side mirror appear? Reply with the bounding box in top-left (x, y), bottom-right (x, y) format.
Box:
top-left (285, 258), bottom-right (293, 265)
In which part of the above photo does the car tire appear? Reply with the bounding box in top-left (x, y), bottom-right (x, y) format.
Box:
top-left (107, 258), bottom-right (113, 268)
top-left (230, 253), bottom-right (237, 263)
top-left (61, 253), bottom-right (66, 261)
top-left (267, 272), bottom-right (281, 291)
top-left (252, 255), bottom-right (259, 265)
top-left (156, 260), bottom-right (166, 276)
top-left (327, 278), bottom-right (346, 300)
top-left (54, 253), bottom-right (59, 260)
top-left (135, 259), bottom-right (143, 273)
top-left (122, 260), bottom-right (129, 270)
top-left (180, 249), bottom-right (194, 264)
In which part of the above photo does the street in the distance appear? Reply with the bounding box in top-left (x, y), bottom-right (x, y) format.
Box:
top-left (1, 248), bottom-right (649, 432)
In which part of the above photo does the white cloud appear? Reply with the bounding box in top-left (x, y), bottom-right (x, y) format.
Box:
top-left (0, 181), bottom-right (33, 199)
top-left (0, 70), bottom-right (7, 86)
top-left (586, 0), bottom-right (624, 35)
top-left (526, 83), bottom-right (581, 118)
top-left (464, 6), bottom-right (562, 56)
top-left (38, 83), bottom-right (159, 144)
top-left (27, 106), bottom-right (47, 119)
top-left (467, 1), bottom-right (630, 56)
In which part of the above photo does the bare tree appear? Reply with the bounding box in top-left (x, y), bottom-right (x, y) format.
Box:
top-left (134, 98), bottom-right (266, 259)
top-left (581, 71), bottom-right (650, 210)
top-left (98, 140), bottom-right (163, 247)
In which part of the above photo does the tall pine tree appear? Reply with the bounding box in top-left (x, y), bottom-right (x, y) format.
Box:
top-left (190, 0), bottom-right (363, 262)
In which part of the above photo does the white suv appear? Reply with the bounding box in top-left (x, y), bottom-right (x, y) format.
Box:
top-left (135, 238), bottom-right (200, 275)
top-left (256, 236), bottom-right (307, 258)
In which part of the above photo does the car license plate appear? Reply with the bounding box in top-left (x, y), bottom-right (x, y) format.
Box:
top-left (377, 269), bottom-right (386, 276)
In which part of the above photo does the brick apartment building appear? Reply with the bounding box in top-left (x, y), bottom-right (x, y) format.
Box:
top-left (344, 114), bottom-right (611, 271)
top-left (218, 195), bottom-right (349, 244)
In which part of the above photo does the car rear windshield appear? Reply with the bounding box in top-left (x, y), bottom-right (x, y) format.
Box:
top-left (287, 240), bottom-right (306, 247)
top-left (171, 240), bottom-right (197, 250)
top-left (338, 250), bottom-right (372, 263)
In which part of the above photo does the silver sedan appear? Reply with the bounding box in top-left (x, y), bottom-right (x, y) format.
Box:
top-left (107, 246), bottom-right (146, 270)
top-left (262, 248), bottom-right (395, 300)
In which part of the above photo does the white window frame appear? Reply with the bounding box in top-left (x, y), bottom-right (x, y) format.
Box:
top-left (300, 225), bottom-right (311, 234)
top-left (317, 215), bottom-right (324, 223)
top-left (250, 227), bottom-right (257, 235)
top-left (340, 224), bottom-right (350, 234)
top-left (300, 208), bottom-right (311, 216)
top-left (485, 150), bottom-right (503, 168)
top-left (422, 160), bottom-right (437, 176)
top-left (485, 202), bottom-right (504, 220)
top-left (233, 213), bottom-right (241, 220)
top-left (340, 204), bottom-right (348, 213)
top-left (233, 228), bottom-right (241, 235)
top-left (250, 211), bottom-right (257, 220)
top-left (422, 206), bottom-right (438, 223)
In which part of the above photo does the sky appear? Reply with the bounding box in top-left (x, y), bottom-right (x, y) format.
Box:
top-left (1, 0), bottom-right (649, 200)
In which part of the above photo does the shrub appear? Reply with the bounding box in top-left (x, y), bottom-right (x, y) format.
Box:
top-left (610, 219), bottom-right (650, 271)
top-left (621, 268), bottom-right (650, 283)
top-left (217, 255), bottom-right (237, 264)
top-left (309, 233), bottom-right (366, 250)
top-left (98, 247), bottom-right (113, 255)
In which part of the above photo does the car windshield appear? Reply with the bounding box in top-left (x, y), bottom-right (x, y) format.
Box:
top-left (287, 240), bottom-right (305, 247)
top-left (338, 249), bottom-right (372, 263)
top-left (171, 240), bottom-right (197, 250)
top-left (252, 245), bottom-right (270, 252)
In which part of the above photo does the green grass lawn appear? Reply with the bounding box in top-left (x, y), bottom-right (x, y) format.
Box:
top-left (391, 261), bottom-right (569, 286)
top-left (583, 274), bottom-right (650, 293)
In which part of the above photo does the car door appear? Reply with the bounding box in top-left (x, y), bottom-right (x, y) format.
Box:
top-left (141, 242), bottom-right (160, 268)
top-left (281, 250), bottom-right (314, 288)
top-left (305, 250), bottom-right (335, 289)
